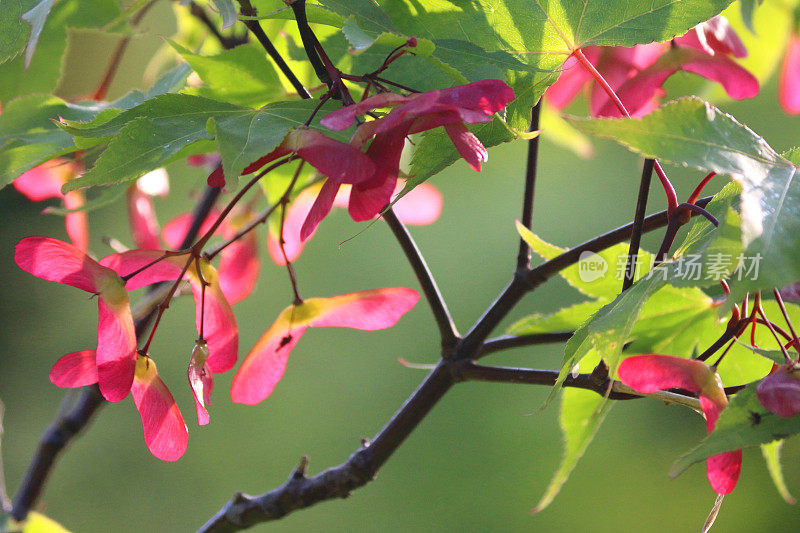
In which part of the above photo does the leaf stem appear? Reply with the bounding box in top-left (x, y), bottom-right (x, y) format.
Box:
top-left (695, 318), bottom-right (747, 362)
top-left (773, 289), bottom-right (799, 355)
top-left (755, 295), bottom-right (794, 364)
top-left (188, 1), bottom-right (248, 50)
top-left (276, 162), bottom-right (307, 304)
top-left (197, 157), bottom-right (293, 250)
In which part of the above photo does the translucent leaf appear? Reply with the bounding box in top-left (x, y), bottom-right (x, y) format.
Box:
top-left (20, 0), bottom-right (55, 68)
top-left (0, 63), bottom-right (191, 190)
top-left (0, 0), bottom-right (120, 102)
top-left (211, 0), bottom-right (238, 30)
top-left (534, 351), bottom-right (611, 513)
top-left (0, 95), bottom-right (98, 189)
top-left (0, 0), bottom-right (35, 64)
top-left (508, 301), bottom-right (604, 335)
top-left (169, 41), bottom-right (284, 107)
top-left (391, 0), bottom-right (735, 181)
top-left (761, 440), bottom-right (796, 504)
top-left (60, 95), bottom-right (342, 191)
top-left (540, 103), bottom-right (594, 158)
top-left (250, 1), bottom-right (344, 27)
top-left (516, 221), bottom-right (652, 300)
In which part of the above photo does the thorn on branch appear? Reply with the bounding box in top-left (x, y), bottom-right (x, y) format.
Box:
top-left (292, 456), bottom-right (309, 479)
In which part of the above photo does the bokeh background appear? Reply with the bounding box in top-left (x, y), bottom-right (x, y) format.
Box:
top-left (1, 2), bottom-right (800, 531)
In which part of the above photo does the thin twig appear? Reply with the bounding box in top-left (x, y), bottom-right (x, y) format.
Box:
top-left (287, 0), bottom-right (331, 89)
top-left (516, 102), bottom-right (542, 270)
top-left (773, 289), bottom-right (799, 355)
top-left (623, 158), bottom-right (654, 291)
top-left (572, 49), bottom-right (677, 214)
top-left (0, 400), bottom-right (10, 513)
top-left (756, 297), bottom-right (794, 364)
top-left (695, 318), bottom-right (747, 362)
top-left (457, 362), bottom-right (701, 411)
top-left (383, 208), bottom-right (459, 349)
top-left (478, 331), bottom-right (573, 358)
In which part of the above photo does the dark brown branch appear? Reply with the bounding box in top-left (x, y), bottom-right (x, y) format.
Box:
top-left (10, 186), bottom-right (221, 522)
top-left (288, 0), bottom-right (331, 88)
top-left (383, 208), bottom-right (459, 349)
top-left (237, 0), bottom-right (312, 98)
top-left (10, 388), bottom-right (104, 521)
top-left (516, 102), bottom-right (542, 269)
top-left (591, 157), bottom-right (655, 379)
top-left (478, 331), bottom-right (573, 357)
top-left (458, 196), bottom-right (712, 356)
top-left (197, 360), bottom-right (456, 532)
top-left (456, 362), bottom-right (638, 400)
top-left (458, 362), bottom-right (747, 401)
top-left (622, 158), bottom-right (654, 291)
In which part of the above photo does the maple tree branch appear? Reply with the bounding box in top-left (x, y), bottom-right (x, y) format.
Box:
top-left (516, 102), bottom-right (542, 270)
top-left (383, 208), bottom-right (460, 349)
top-left (456, 362), bottom-right (701, 410)
top-left (198, 348), bottom-right (719, 532)
top-left (93, 0), bottom-right (159, 100)
top-left (9, 186), bottom-right (222, 522)
top-left (458, 196), bottom-right (712, 356)
top-left (197, 360), bottom-right (456, 533)
top-left (195, 174), bottom-right (715, 530)
top-left (10, 387), bottom-right (104, 522)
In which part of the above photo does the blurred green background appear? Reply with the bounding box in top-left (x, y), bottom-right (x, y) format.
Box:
top-left (2, 2), bottom-right (800, 531)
